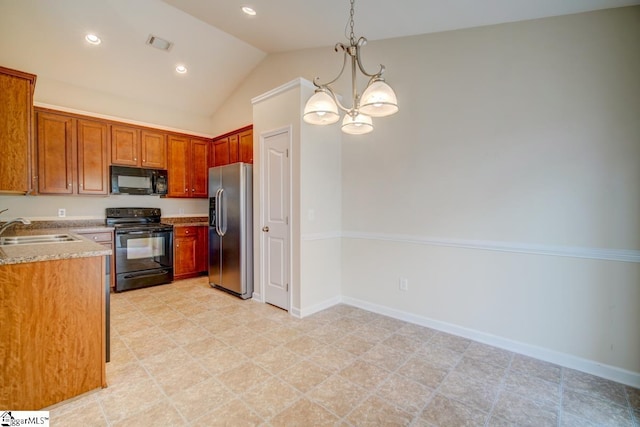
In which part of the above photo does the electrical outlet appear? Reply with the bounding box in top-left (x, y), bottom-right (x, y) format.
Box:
top-left (399, 277), bottom-right (408, 291)
top-left (58, 208), bottom-right (66, 217)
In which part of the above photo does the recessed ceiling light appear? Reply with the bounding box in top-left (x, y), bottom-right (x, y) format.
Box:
top-left (85, 34), bottom-right (101, 45)
top-left (176, 65), bottom-right (187, 74)
top-left (242, 6), bottom-right (256, 16)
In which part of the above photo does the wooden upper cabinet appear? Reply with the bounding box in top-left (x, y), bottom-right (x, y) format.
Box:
top-left (191, 138), bottom-right (209, 198)
top-left (0, 67), bottom-right (37, 194)
top-left (238, 128), bottom-right (253, 163)
top-left (167, 135), bottom-right (190, 197)
top-left (212, 135), bottom-right (236, 166)
top-left (211, 126), bottom-right (252, 167)
top-left (111, 125), bottom-right (167, 169)
top-left (141, 130), bottom-right (167, 169)
top-left (111, 125), bottom-right (139, 167)
top-left (76, 119), bottom-right (109, 195)
top-left (167, 135), bottom-right (209, 198)
top-left (37, 112), bottom-right (75, 194)
top-left (37, 111), bottom-right (109, 195)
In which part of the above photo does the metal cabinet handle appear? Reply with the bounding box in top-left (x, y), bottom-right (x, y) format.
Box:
top-left (262, 226), bottom-right (269, 232)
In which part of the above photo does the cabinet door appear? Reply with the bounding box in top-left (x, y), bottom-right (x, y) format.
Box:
top-left (174, 228), bottom-right (198, 278)
top-left (111, 125), bottom-right (139, 166)
top-left (212, 136), bottom-right (238, 166)
top-left (0, 67), bottom-right (36, 194)
top-left (167, 135), bottom-right (190, 197)
top-left (37, 112), bottom-right (75, 194)
top-left (141, 130), bottom-right (167, 169)
top-left (77, 119), bottom-right (109, 195)
top-left (190, 138), bottom-right (209, 198)
top-left (238, 129), bottom-right (253, 164)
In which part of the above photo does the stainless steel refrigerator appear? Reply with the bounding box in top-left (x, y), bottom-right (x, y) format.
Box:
top-left (208, 163), bottom-right (253, 299)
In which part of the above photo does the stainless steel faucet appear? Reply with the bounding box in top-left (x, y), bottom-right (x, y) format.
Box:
top-left (0, 218), bottom-right (32, 236)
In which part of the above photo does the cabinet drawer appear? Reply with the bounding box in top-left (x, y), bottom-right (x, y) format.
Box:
top-left (77, 231), bottom-right (112, 243)
top-left (175, 226), bottom-right (198, 237)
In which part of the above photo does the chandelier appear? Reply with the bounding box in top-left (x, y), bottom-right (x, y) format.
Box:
top-left (303, 0), bottom-right (398, 135)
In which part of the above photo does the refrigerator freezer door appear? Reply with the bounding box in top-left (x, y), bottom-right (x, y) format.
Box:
top-left (220, 163), bottom-right (242, 294)
top-left (208, 163), bottom-right (253, 299)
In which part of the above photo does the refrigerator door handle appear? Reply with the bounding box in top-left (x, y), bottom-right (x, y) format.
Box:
top-left (215, 188), bottom-right (222, 236)
top-left (217, 187), bottom-right (226, 236)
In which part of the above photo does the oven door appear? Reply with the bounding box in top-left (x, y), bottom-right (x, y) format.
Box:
top-left (114, 229), bottom-right (173, 291)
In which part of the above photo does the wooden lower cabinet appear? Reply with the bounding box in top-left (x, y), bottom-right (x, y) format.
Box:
top-left (174, 225), bottom-right (208, 280)
top-left (0, 257), bottom-right (106, 409)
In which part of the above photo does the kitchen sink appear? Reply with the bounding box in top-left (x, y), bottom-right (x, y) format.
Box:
top-left (0, 234), bottom-right (81, 246)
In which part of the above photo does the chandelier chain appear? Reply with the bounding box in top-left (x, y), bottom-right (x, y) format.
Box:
top-left (349, 0), bottom-right (356, 44)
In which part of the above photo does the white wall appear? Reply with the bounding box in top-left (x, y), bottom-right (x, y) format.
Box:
top-left (252, 80), bottom-right (342, 316)
top-left (216, 6), bottom-right (640, 384)
top-left (0, 194), bottom-right (207, 220)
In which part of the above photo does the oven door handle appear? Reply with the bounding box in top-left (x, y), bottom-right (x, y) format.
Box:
top-left (117, 230), bottom-right (148, 235)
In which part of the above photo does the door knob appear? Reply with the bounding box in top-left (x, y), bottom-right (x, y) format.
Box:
top-left (262, 226), bottom-right (269, 232)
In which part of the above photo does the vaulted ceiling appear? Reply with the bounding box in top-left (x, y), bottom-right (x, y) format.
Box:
top-left (1, 0), bottom-right (637, 119)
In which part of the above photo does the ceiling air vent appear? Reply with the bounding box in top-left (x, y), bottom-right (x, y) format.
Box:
top-left (146, 34), bottom-right (173, 51)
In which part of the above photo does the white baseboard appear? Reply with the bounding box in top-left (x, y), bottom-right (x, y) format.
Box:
top-left (341, 296), bottom-right (640, 388)
top-left (299, 296), bottom-right (343, 318)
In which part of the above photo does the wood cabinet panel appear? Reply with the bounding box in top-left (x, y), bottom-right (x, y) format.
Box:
top-left (0, 67), bottom-right (36, 194)
top-left (111, 125), bottom-right (139, 166)
top-left (196, 225), bottom-right (208, 273)
top-left (212, 136), bottom-right (235, 166)
top-left (111, 126), bottom-right (167, 169)
top-left (167, 135), bottom-right (190, 197)
top-left (77, 119), bottom-right (109, 195)
top-left (167, 136), bottom-right (209, 198)
top-left (174, 225), bottom-right (208, 280)
top-left (37, 112), bottom-right (74, 194)
top-left (238, 129), bottom-right (253, 163)
top-left (0, 257), bottom-right (106, 409)
top-left (191, 138), bottom-right (209, 198)
top-left (141, 130), bottom-right (167, 169)
top-left (211, 126), bottom-right (252, 167)
top-left (36, 111), bottom-right (109, 196)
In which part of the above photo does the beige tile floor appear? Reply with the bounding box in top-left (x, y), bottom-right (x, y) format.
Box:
top-left (48, 277), bottom-right (640, 426)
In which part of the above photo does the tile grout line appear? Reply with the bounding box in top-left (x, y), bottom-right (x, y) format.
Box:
top-left (110, 301), bottom-right (192, 426)
top-left (483, 352), bottom-right (515, 426)
top-left (557, 367), bottom-right (566, 427)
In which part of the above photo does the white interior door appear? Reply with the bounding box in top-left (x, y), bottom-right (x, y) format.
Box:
top-left (261, 130), bottom-right (290, 310)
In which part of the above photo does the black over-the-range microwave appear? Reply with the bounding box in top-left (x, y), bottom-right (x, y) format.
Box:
top-left (110, 165), bottom-right (168, 196)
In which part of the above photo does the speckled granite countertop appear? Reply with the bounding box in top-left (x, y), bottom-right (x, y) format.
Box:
top-left (0, 232), bottom-right (111, 266)
top-left (0, 221), bottom-right (113, 266)
top-left (161, 217), bottom-right (208, 227)
top-left (0, 217), bottom-right (207, 265)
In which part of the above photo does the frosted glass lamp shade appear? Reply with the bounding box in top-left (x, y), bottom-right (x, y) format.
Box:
top-left (303, 91), bottom-right (340, 125)
top-left (359, 80), bottom-right (399, 117)
top-left (341, 113), bottom-right (373, 135)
